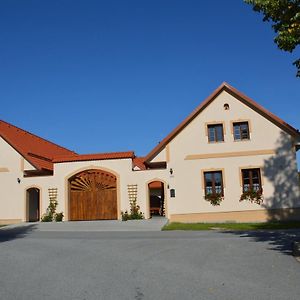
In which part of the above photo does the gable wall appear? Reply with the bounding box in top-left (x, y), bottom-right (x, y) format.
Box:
top-left (150, 148), bottom-right (166, 163)
top-left (0, 137), bottom-right (37, 221)
top-left (165, 91), bottom-right (300, 218)
top-left (23, 159), bottom-right (36, 171)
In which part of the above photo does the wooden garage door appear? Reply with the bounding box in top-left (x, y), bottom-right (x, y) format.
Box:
top-left (69, 169), bottom-right (117, 221)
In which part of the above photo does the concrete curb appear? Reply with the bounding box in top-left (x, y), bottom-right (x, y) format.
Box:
top-left (293, 241), bottom-right (300, 262)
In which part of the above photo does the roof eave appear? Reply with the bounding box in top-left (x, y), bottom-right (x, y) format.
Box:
top-left (0, 134), bottom-right (42, 171)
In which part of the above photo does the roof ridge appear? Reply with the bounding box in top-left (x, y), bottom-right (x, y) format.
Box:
top-left (54, 150), bottom-right (134, 159)
top-left (0, 119), bottom-right (76, 155)
top-left (53, 151), bottom-right (135, 163)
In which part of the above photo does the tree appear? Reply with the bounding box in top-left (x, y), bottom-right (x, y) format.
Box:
top-left (244, 0), bottom-right (300, 76)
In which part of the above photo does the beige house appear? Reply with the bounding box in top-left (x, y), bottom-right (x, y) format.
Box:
top-left (1, 82), bottom-right (300, 224)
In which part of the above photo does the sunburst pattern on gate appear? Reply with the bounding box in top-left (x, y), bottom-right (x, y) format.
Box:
top-left (70, 169), bottom-right (117, 192)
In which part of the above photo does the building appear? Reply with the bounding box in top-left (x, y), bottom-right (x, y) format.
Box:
top-left (1, 82), bottom-right (299, 224)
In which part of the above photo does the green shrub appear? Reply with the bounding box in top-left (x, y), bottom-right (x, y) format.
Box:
top-left (121, 198), bottom-right (144, 221)
top-left (41, 214), bottom-right (53, 222)
top-left (41, 198), bottom-right (64, 222)
top-left (54, 212), bottom-right (64, 222)
top-left (121, 211), bottom-right (130, 221)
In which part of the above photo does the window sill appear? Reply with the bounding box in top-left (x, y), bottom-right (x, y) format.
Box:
top-left (208, 141), bottom-right (225, 144)
top-left (233, 139), bottom-right (251, 142)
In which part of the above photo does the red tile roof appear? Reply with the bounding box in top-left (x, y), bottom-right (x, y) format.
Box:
top-left (144, 82), bottom-right (300, 163)
top-left (0, 120), bottom-right (76, 171)
top-left (132, 157), bottom-right (147, 170)
top-left (53, 151), bottom-right (135, 163)
top-left (0, 120), bottom-right (135, 173)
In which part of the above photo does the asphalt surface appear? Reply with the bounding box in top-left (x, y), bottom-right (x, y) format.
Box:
top-left (0, 217), bottom-right (168, 232)
top-left (1, 224), bottom-right (300, 300)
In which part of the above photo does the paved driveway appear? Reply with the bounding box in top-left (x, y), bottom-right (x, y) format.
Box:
top-left (0, 225), bottom-right (300, 300)
top-left (1, 217), bottom-right (168, 232)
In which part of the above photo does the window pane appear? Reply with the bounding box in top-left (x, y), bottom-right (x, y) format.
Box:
top-left (233, 125), bottom-right (240, 140)
top-left (216, 125), bottom-right (224, 142)
top-left (206, 187), bottom-right (213, 194)
top-left (208, 124), bottom-right (223, 142)
top-left (213, 171), bottom-right (223, 194)
top-left (204, 173), bottom-right (212, 186)
top-left (208, 127), bottom-right (215, 142)
top-left (252, 184), bottom-right (260, 192)
top-left (240, 123), bottom-right (249, 139)
top-left (204, 172), bottom-right (213, 195)
top-left (214, 172), bottom-right (222, 186)
top-left (251, 169), bottom-right (260, 191)
top-left (251, 169), bottom-right (259, 182)
top-left (242, 169), bottom-right (250, 180)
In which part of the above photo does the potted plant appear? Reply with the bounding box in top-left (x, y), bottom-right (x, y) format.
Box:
top-left (204, 193), bottom-right (223, 206)
top-left (240, 189), bottom-right (263, 205)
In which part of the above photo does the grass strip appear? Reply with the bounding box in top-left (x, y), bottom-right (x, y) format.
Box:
top-left (162, 221), bottom-right (300, 231)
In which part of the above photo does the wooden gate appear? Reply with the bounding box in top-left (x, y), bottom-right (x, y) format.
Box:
top-left (69, 169), bottom-right (117, 221)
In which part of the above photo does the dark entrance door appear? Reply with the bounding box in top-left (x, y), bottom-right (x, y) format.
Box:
top-left (27, 188), bottom-right (40, 222)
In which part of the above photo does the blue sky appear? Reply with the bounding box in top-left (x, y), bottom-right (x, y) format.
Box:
top-left (0, 0), bottom-right (299, 167)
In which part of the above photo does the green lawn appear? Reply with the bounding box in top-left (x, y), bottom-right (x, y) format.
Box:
top-left (162, 221), bottom-right (300, 231)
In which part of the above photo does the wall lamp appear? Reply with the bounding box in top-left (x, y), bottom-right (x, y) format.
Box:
top-left (17, 178), bottom-right (21, 184)
top-left (169, 168), bottom-right (173, 175)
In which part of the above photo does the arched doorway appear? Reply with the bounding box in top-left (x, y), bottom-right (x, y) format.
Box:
top-left (69, 169), bottom-right (117, 221)
top-left (148, 181), bottom-right (165, 217)
top-left (26, 188), bottom-right (40, 222)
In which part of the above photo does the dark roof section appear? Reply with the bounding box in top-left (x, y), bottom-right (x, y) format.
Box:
top-left (0, 120), bottom-right (76, 171)
top-left (144, 82), bottom-right (300, 163)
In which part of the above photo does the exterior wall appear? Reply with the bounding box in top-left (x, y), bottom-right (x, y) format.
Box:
top-left (164, 90), bottom-right (300, 221)
top-left (0, 137), bottom-right (42, 222)
top-left (150, 148), bottom-right (166, 163)
top-left (23, 159), bottom-right (36, 171)
top-left (51, 159), bottom-right (168, 220)
top-left (0, 133), bottom-right (169, 223)
top-left (1, 89), bottom-right (299, 224)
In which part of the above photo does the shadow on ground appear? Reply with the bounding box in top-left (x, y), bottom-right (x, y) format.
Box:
top-left (222, 229), bottom-right (300, 256)
top-left (0, 224), bottom-right (37, 243)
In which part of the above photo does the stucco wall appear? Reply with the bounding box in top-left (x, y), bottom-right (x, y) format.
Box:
top-left (0, 132), bottom-right (170, 222)
top-left (165, 90), bottom-right (300, 219)
top-left (50, 159), bottom-right (168, 220)
top-left (0, 137), bottom-right (56, 222)
top-left (1, 89), bottom-right (299, 224)
top-left (150, 148), bottom-right (166, 163)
